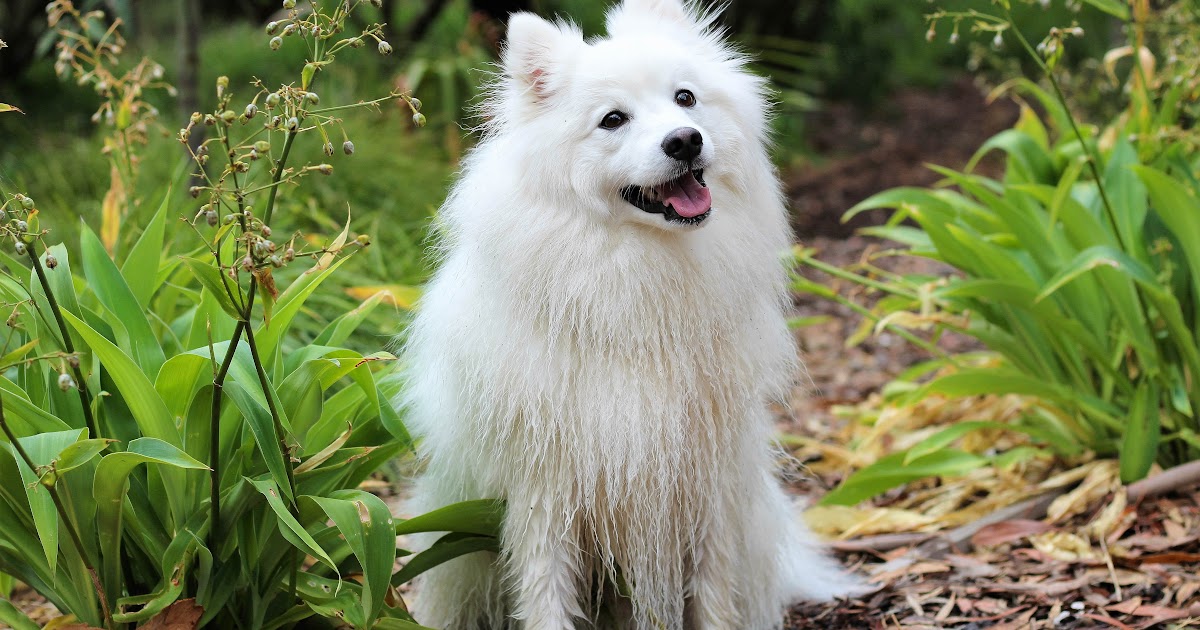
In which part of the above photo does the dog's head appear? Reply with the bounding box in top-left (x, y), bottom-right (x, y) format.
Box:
top-left (493, 0), bottom-right (769, 232)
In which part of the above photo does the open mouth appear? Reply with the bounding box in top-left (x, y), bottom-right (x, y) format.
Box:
top-left (620, 169), bottom-right (711, 225)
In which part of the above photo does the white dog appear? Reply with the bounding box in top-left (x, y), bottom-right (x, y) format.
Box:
top-left (402, 1), bottom-right (859, 628)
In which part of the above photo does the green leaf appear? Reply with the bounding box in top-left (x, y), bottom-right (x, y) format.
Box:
top-left (310, 491), bottom-right (396, 623)
top-left (62, 311), bottom-right (180, 447)
top-left (0, 599), bottom-right (39, 630)
top-left (1036, 246), bottom-right (1159, 303)
top-left (395, 499), bottom-right (505, 537)
top-left (225, 382), bottom-right (293, 503)
top-left (903, 421), bottom-right (1020, 464)
top-left (254, 255), bottom-right (353, 367)
top-left (373, 619), bottom-right (438, 630)
top-left (79, 221), bottom-right (165, 375)
top-left (821, 449), bottom-right (988, 506)
top-left (390, 532), bottom-right (498, 587)
top-left (93, 438), bottom-right (208, 610)
top-left (313, 289), bottom-right (395, 347)
top-left (2, 429), bottom-right (86, 573)
top-left (0, 377), bottom-right (71, 435)
top-left (54, 438), bottom-right (112, 475)
top-left (121, 190), bottom-right (171, 308)
top-left (248, 477), bottom-right (337, 572)
top-left (1119, 381), bottom-right (1160, 484)
top-left (180, 257), bottom-right (245, 320)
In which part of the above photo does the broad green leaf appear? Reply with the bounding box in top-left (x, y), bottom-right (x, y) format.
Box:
top-left (2, 429), bottom-right (86, 573)
top-left (121, 189), bottom-right (170, 308)
top-left (62, 311), bottom-right (180, 446)
top-left (1119, 381), bottom-right (1160, 483)
top-left (53, 438), bottom-right (112, 475)
top-left (821, 449), bottom-right (988, 506)
top-left (1036, 246), bottom-right (1159, 302)
top-left (0, 600), bottom-right (38, 630)
top-left (225, 382), bottom-right (293, 503)
top-left (94, 438), bottom-right (208, 611)
top-left (0, 377), bottom-right (70, 435)
top-left (1134, 166), bottom-right (1200, 304)
top-left (180, 257), bottom-right (245, 320)
top-left (79, 221), bottom-right (165, 375)
top-left (903, 421), bottom-right (1021, 464)
top-left (390, 532), bottom-right (498, 587)
top-left (247, 477), bottom-right (337, 572)
top-left (395, 499), bottom-right (505, 537)
top-left (311, 491), bottom-right (396, 623)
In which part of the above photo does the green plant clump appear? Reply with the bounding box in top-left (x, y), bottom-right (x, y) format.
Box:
top-left (0, 2), bottom-right (500, 628)
top-left (796, 0), bottom-right (1200, 504)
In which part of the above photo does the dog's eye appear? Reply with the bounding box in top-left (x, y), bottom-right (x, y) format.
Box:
top-left (675, 89), bottom-right (696, 108)
top-left (599, 111), bottom-right (629, 130)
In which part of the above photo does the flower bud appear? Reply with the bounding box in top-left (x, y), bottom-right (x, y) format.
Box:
top-left (262, 225), bottom-right (272, 237)
top-left (266, 21), bottom-right (280, 35)
top-left (283, 0), bottom-right (296, 9)
top-left (270, 255), bottom-right (284, 267)
top-left (378, 40), bottom-right (392, 55)
top-left (16, 220), bottom-right (28, 232)
top-left (190, 112), bottom-right (203, 124)
top-left (18, 196), bottom-right (34, 210)
top-left (287, 116), bottom-right (300, 131)
top-left (317, 164), bottom-right (333, 175)
top-left (409, 97), bottom-right (422, 112)
top-left (356, 234), bottom-right (371, 246)
top-left (343, 140), bottom-right (355, 155)
top-left (204, 114), bottom-right (217, 126)
top-left (254, 140), bottom-right (271, 152)
top-left (14, 242), bottom-right (26, 256)
top-left (306, 92), bottom-right (319, 105)
top-left (206, 210), bottom-right (219, 226)
top-left (45, 254), bottom-right (58, 269)
top-left (348, 37), bottom-right (364, 48)
top-left (221, 110), bottom-right (238, 124)
top-left (323, 142), bottom-right (334, 156)
top-left (270, 36), bottom-right (283, 50)
top-left (189, 186), bottom-right (202, 198)
top-left (412, 112), bottom-right (427, 127)
top-left (284, 247), bottom-right (295, 262)
top-left (265, 92), bottom-right (280, 109)
top-left (58, 372), bottom-right (75, 391)
top-left (217, 76), bottom-right (229, 89)
top-left (244, 103), bottom-right (258, 119)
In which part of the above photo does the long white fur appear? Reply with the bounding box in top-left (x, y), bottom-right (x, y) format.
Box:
top-left (402, 1), bottom-right (860, 628)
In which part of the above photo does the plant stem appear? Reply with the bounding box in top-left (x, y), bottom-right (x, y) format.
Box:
top-left (27, 248), bottom-right (98, 439)
top-left (264, 132), bottom-right (296, 226)
top-left (0, 397), bottom-right (113, 630)
top-left (207, 318), bottom-right (246, 551)
top-left (242, 322), bottom-right (300, 600)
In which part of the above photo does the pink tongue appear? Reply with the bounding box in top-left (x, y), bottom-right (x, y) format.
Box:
top-left (662, 173), bottom-right (711, 218)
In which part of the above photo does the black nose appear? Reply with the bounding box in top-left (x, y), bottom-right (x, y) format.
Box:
top-left (661, 127), bottom-right (703, 162)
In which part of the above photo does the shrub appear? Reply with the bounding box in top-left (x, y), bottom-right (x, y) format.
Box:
top-left (0, 2), bottom-right (498, 628)
top-left (795, 0), bottom-right (1200, 505)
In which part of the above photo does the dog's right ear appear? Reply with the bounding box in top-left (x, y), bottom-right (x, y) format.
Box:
top-left (503, 13), bottom-right (580, 101)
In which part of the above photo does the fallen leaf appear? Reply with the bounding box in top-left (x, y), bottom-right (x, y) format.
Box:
top-left (971, 519), bottom-right (1054, 547)
top-left (140, 598), bottom-right (203, 630)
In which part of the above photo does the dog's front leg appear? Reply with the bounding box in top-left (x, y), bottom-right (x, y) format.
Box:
top-left (505, 491), bottom-right (583, 630)
top-left (687, 506), bottom-right (740, 630)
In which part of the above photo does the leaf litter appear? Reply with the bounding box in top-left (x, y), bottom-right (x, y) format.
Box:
top-left (783, 235), bottom-right (1200, 629)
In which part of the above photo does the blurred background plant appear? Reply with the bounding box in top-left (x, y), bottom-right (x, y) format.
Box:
top-left (794, 0), bottom-right (1200, 507)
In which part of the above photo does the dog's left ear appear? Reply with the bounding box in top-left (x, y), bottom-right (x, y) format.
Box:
top-left (503, 13), bottom-right (581, 101)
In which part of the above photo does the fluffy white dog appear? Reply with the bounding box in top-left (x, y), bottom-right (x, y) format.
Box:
top-left (402, 1), bottom-right (859, 628)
